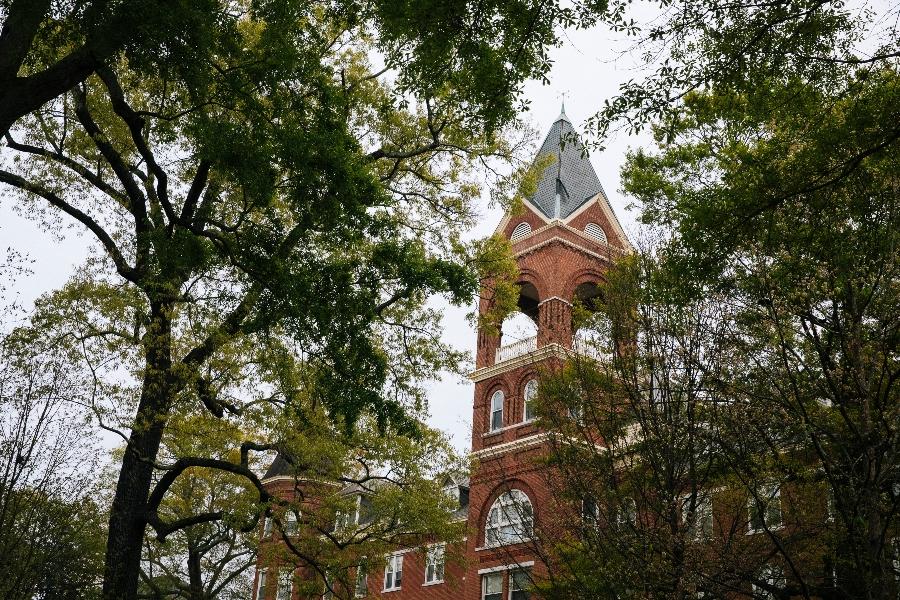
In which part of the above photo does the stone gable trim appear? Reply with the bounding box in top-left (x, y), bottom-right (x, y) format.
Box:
top-left (514, 235), bottom-right (616, 263)
top-left (537, 295), bottom-right (572, 306)
top-left (472, 432), bottom-right (550, 460)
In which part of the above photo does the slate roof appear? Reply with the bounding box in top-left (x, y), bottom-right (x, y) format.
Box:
top-left (263, 454), bottom-right (293, 480)
top-left (528, 106), bottom-right (606, 220)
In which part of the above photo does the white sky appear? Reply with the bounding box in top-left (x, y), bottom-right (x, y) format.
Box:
top-left (0, 21), bottom-right (649, 454)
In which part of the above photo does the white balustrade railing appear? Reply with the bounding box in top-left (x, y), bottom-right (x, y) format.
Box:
top-left (493, 335), bottom-right (610, 365)
top-left (495, 335), bottom-right (538, 363)
top-left (572, 337), bottom-right (611, 362)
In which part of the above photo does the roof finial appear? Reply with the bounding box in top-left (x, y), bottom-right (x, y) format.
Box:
top-left (555, 91), bottom-right (571, 123)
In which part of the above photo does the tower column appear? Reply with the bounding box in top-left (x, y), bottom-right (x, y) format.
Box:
top-left (537, 297), bottom-right (573, 348)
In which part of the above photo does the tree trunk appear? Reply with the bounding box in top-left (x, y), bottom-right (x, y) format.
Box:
top-left (102, 301), bottom-right (174, 600)
top-left (187, 538), bottom-right (204, 600)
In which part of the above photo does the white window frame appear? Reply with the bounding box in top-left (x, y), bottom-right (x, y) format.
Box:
top-left (509, 567), bottom-right (532, 600)
top-left (748, 484), bottom-right (782, 533)
top-left (276, 569), bottom-right (292, 600)
top-left (322, 572), bottom-right (333, 600)
top-left (490, 390), bottom-right (504, 431)
top-left (584, 222), bottom-right (607, 243)
top-left (581, 496), bottom-right (599, 523)
top-left (682, 493), bottom-right (713, 541)
top-left (263, 516), bottom-right (273, 537)
top-left (616, 497), bottom-right (636, 528)
top-left (510, 222), bottom-right (532, 242)
top-left (383, 553), bottom-right (403, 591)
top-left (256, 569), bottom-right (268, 600)
top-left (482, 572), bottom-right (503, 600)
top-left (283, 510), bottom-right (299, 536)
top-left (424, 543), bottom-right (446, 585)
top-left (485, 489), bottom-right (533, 547)
top-left (523, 379), bottom-right (538, 422)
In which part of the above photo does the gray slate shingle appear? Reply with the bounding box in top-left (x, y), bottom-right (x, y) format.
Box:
top-left (528, 110), bottom-right (606, 220)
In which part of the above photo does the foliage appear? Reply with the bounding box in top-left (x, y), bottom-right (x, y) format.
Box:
top-left (0, 0), bottom-right (581, 597)
top-left (541, 20), bottom-right (900, 600)
top-left (0, 320), bottom-right (105, 600)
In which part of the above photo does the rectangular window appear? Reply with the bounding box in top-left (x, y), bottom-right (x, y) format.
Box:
top-left (582, 496), bottom-right (598, 523)
top-left (482, 572), bottom-right (502, 600)
top-left (263, 517), bottom-right (273, 537)
top-left (276, 569), bottom-right (292, 600)
top-left (425, 544), bottom-right (445, 584)
top-left (491, 392), bottom-right (504, 431)
top-left (383, 553), bottom-right (403, 591)
top-left (355, 564), bottom-right (368, 598)
top-left (284, 511), bottom-right (298, 536)
top-left (748, 484), bottom-right (782, 532)
top-left (256, 569), bottom-right (268, 600)
top-left (337, 495), bottom-right (362, 532)
top-left (524, 380), bottom-right (537, 422)
top-left (321, 571), bottom-right (334, 600)
top-left (616, 497), bottom-right (636, 528)
top-left (682, 493), bottom-right (713, 540)
top-left (510, 568), bottom-right (531, 600)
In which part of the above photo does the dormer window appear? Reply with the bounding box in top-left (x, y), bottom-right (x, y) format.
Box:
top-left (510, 222), bottom-right (532, 242)
top-left (584, 222), bottom-right (607, 243)
top-left (336, 495), bottom-right (362, 532)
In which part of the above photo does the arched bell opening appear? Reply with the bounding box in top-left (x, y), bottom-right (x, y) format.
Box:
top-left (517, 282), bottom-right (540, 321)
top-left (495, 283), bottom-right (540, 364)
top-left (572, 281), bottom-right (611, 359)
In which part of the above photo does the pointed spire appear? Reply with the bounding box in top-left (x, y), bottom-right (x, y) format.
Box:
top-left (556, 102), bottom-right (571, 124)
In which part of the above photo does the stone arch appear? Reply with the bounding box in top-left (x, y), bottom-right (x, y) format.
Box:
top-left (566, 268), bottom-right (607, 305)
top-left (516, 267), bottom-right (549, 301)
top-left (479, 481), bottom-right (538, 547)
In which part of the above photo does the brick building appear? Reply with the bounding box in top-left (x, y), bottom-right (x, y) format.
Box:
top-left (252, 107), bottom-right (630, 600)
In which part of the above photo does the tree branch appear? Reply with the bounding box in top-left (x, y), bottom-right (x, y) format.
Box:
top-left (0, 168), bottom-right (138, 282)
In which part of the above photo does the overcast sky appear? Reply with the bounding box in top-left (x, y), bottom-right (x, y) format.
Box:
top-left (0, 20), bottom-right (650, 454)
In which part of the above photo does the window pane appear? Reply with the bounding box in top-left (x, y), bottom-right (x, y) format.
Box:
top-left (524, 380), bottom-right (537, 421)
top-left (483, 572), bottom-right (502, 595)
top-left (277, 570), bottom-right (292, 600)
top-left (257, 570), bottom-right (267, 600)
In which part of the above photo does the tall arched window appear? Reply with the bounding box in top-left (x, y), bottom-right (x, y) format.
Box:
top-left (523, 379), bottom-right (538, 422)
top-left (485, 489), bottom-right (533, 547)
top-left (489, 390), bottom-right (504, 431)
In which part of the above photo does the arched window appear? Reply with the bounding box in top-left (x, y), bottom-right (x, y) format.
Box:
top-left (489, 390), bottom-right (504, 431)
top-left (510, 222), bottom-right (532, 242)
top-left (485, 489), bottom-right (533, 547)
top-left (523, 379), bottom-right (538, 422)
top-left (584, 222), bottom-right (607, 243)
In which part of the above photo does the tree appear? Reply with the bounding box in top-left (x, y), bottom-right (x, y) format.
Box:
top-left (0, 318), bottom-right (105, 600)
top-left (0, 1), bottom-right (571, 598)
top-left (256, 403), bottom-right (467, 600)
top-left (618, 59), bottom-right (900, 597)
top-left (138, 413), bottom-right (262, 600)
top-left (541, 32), bottom-right (900, 600)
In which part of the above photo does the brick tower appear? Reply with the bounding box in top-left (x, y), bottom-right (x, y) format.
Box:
top-left (463, 105), bottom-right (629, 600)
top-left (251, 107), bottom-right (628, 600)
